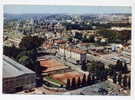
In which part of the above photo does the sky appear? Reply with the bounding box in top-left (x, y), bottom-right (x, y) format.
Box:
top-left (4, 5), bottom-right (131, 14)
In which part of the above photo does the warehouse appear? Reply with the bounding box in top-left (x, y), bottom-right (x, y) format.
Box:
top-left (3, 55), bottom-right (36, 93)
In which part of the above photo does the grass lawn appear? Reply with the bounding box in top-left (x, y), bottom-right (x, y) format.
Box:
top-left (45, 76), bottom-right (63, 85)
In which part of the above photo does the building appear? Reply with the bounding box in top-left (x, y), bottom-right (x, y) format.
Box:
top-left (58, 46), bottom-right (87, 65)
top-left (110, 43), bottom-right (123, 52)
top-left (3, 55), bottom-right (36, 93)
top-left (111, 27), bottom-right (131, 31)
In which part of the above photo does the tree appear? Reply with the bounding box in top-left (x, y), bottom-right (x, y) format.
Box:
top-left (112, 72), bottom-right (117, 84)
top-left (127, 76), bottom-right (131, 89)
top-left (71, 78), bottom-right (76, 89)
top-left (18, 55), bottom-right (29, 65)
top-left (118, 73), bottom-right (122, 86)
top-left (66, 79), bottom-right (71, 89)
top-left (4, 45), bottom-right (22, 59)
top-left (81, 60), bottom-right (87, 71)
top-left (87, 61), bottom-right (108, 82)
top-left (119, 30), bottom-right (131, 43)
top-left (82, 74), bottom-right (87, 86)
top-left (16, 50), bottom-right (27, 59)
top-left (88, 35), bottom-right (95, 43)
top-left (87, 61), bottom-right (97, 72)
top-left (17, 55), bottom-right (35, 70)
top-left (101, 70), bottom-right (108, 81)
top-left (36, 61), bottom-right (43, 87)
top-left (77, 77), bottom-right (81, 88)
top-left (74, 32), bottom-right (83, 40)
top-left (15, 49), bottom-right (38, 71)
top-left (19, 36), bottom-right (44, 50)
top-left (108, 64), bottom-right (115, 76)
top-left (122, 63), bottom-right (128, 74)
top-left (91, 73), bottom-right (96, 84)
top-left (82, 35), bottom-right (88, 42)
top-left (87, 73), bottom-right (92, 85)
top-left (116, 60), bottom-right (123, 71)
top-left (97, 29), bottom-right (120, 43)
top-left (104, 70), bottom-right (108, 80)
top-left (123, 75), bottom-right (128, 89)
top-left (95, 62), bottom-right (105, 80)
top-left (68, 36), bottom-right (73, 42)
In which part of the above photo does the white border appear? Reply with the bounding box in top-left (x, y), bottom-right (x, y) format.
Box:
top-left (0, 0), bottom-right (135, 100)
top-left (1, 0), bottom-right (133, 6)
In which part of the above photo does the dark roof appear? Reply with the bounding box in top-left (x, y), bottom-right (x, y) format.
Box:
top-left (3, 55), bottom-right (35, 78)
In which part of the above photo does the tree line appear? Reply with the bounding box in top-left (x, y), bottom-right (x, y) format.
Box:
top-left (112, 72), bottom-right (130, 90)
top-left (4, 35), bottom-right (44, 71)
top-left (79, 60), bottom-right (130, 90)
top-left (97, 29), bottom-right (131, 43)
top-left (66, 73), bottom-right (97, 90)
top-left (109, 60), bottom-right (130, 90)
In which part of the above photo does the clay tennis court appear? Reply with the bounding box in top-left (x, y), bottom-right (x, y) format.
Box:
top-left (39, 59), bottom-right (67, 73)
top-left (51, 71), bottom-right (84, 84)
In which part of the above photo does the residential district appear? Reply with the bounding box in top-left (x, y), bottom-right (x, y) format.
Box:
top-left (3, 13), bottom-right (131, 95)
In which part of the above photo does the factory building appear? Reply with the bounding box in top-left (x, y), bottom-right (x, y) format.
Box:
top-left (3, 55), bottom-right (36, 93)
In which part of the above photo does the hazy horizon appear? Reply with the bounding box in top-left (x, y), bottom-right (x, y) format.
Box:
top-left (4, 5), bottom-right (131, 15)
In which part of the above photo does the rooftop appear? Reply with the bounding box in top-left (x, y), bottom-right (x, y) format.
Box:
top-left (60, 46), bottom-right (87, 54)
top-left (3, 55), bottom-right (35, 78)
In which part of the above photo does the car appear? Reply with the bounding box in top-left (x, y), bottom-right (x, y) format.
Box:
top-left (98, 88), bottom-right (108, 95)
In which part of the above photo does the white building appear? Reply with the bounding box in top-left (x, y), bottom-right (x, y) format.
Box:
top-left (111, 27), bottom-right (131, 31)
top-left (58, 46), bottom-right (87, 65)
top-left (110, 44), bottom-right (123, 52)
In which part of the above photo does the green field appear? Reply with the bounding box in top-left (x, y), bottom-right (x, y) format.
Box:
top-left (45, 76), bottom-right (63, 85)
